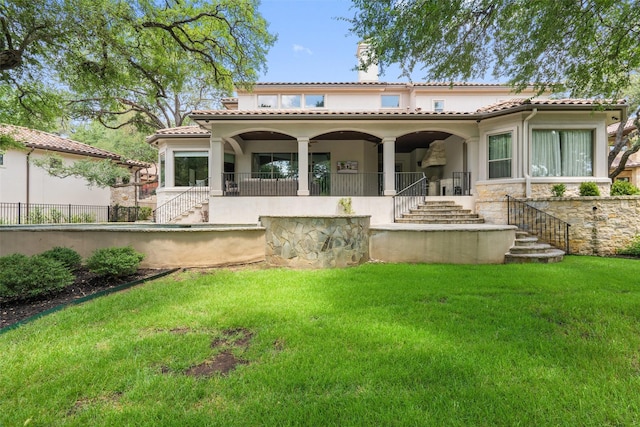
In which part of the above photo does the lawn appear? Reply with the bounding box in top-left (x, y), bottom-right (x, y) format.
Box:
top-left (2, 256), bottom-right (640, 426)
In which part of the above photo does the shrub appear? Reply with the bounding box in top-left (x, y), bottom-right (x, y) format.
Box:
top-left (611, 180), bottom-right (640, 196)
top-left (0, 254), bottom-right (74, 300)
top-left (85, 246), bottom-right (144, 278)
top-left (618, 236), bottom-right (640, 257)
top-left (40, 247), bottom-right (82, 271)
top-left (550, 183), bottom-right (566, 197)
top-left (138, 207), bottom-right (153, 221)
top-left (579, 182), bottom-right (600, 197)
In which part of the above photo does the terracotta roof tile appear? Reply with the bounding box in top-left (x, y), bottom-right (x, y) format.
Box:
top-left (607, 117), bottom-right (637, 136)
top-left (154, 125), bottom-right (210, 136)
top-left (0, 124), bottom-right (149, 168)
top-left (476, 98), bottom-right (626, 113)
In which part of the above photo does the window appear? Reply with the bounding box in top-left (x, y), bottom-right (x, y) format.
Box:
top-left (174, 151), bottom-right (208, 186)
top-left (381, 95), bottom-right (400, 108)
top-left (488, 132), bottom-right (512, 179)
top-left (433, 100), bottom-right (444, 112)
top-left (159, 153), bottom-right (165, 187)
top-left (257, 95), bottom-right (277, 108)
top-left (0, 153), bottom-right (3, 166)
top-left (281, 95), bottom-right (301, 108)
top-left (532, 130), bottom-right (593, 177)
top-left (252, 153), bottom-right (298, 178)
top-left (304, 94), bottom-right (325, 108)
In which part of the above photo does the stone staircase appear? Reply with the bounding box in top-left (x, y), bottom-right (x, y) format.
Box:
top-left (171, 199), bottom-right (209, 224)
top-left (395, 200), bottom-right (485, 224)
top-left (504, 230), bottom-right (565, 264)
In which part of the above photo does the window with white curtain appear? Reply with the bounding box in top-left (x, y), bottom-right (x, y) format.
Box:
top-left (532, 130), bottom-right (593, 177)
top-left (488, 132), bottom-right (512, 179)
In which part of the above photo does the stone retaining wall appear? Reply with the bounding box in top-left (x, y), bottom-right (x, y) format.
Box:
top-left (261, 215), bottom-right (370, 268)
top-left (526, 197), bottom-right (640, 256)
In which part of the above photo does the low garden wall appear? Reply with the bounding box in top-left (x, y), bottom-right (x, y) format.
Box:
top-left (0, 224), bottom-right (266, 268)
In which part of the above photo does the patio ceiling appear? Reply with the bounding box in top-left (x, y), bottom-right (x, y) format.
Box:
top-left (236, 130), bottom-right (452, 153)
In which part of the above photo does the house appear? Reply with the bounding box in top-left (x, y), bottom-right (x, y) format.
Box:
top-left (608, 118), bottom-right (639, 184)
top-left (148, 45), bottom-right (626, 226)
top-left (0, 124), bottom-right (150, 208)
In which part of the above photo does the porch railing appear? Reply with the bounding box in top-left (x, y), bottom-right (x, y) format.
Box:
top-left (153, 181), bottom-right (209, 223)
top-left (0, 202), bottom-right (142, 224)
top-left (506, 195), bottom-right (571, 254)
top-left (452, 172), bottom-right (472, 196)
top-left (393, 174), bottom-right (428, 220)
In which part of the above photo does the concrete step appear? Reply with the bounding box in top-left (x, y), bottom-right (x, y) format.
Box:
top-left (404, 210), bottom-right (477, 218)
top-left (508, 243), bottom-right (554, 254)
top-left (504, 249), bottom-right (565, 264)
top-left (396, 217), bottom-right (485, 224)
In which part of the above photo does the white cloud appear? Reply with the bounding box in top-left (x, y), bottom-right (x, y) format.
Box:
top-left (293, 44), bottom-right (313, 55)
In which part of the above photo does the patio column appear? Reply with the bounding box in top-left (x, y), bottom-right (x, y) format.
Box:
top-left (210, 136), bottom-right (224, 196)
top-left (382, 136), bottom-right (396, 196)
top-left (297, 137), bottom-right (310, 196)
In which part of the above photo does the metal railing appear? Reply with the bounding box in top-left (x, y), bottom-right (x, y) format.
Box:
top-left (452, 172), bottom-right (472, 195)
top-left (153, 182), bottom-right (210, 223)
top-left (223, 172), bottom-right (385, 196)
top-left (0, 202), bottom-right (142, 224)
top-left (506, 195), bottom-right (571, 254)
top-left (393, 174), bottom-right (428, 220)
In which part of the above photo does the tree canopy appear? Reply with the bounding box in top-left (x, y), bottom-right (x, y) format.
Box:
top-left (0, 0), bottom-right (276, 131)
top-left (348, 0), bottom-right (639, 99)
top-left (348, 0), bottom-right (640, 179)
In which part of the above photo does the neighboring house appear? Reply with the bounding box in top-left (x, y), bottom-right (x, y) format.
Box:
top-left (608, 118), bottom-right (639, 184)
top-left (148, 45), bottom-right (627, 225)
top-left (0, 124), bottom-right (149, 207)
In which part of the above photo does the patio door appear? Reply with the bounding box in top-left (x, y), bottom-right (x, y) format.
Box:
top-left (310, 153), bottom-right (330, 195)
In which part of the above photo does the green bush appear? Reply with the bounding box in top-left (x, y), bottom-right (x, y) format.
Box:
top-left (550, 183), bottom-right (566, 197)
top-left (0, 254), bottom-right (74, 300)
top-left (138, 207), bottom-right (153, 221)
top-left (39, 247), bottom-right (82, 271)
top-left (618, 236), bottom-right (640, 257)
top-left (579, 181), bottom-right (600, 197)
top-left (611, 180), bottom-right (640, 196)
top-left (85, 246), bottom-right (145, 278)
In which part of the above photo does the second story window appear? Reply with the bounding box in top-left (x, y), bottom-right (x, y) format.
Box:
top-left (281, 95), bottom-right (301, 108)
top-left (381, 95), bottom-right (400, 108)
top-left (257, 95), bottom-right (277, 108)
top-left (305, 94), bottom-right (325, 108)
top-left (433, 100), bottom-right (445, 112)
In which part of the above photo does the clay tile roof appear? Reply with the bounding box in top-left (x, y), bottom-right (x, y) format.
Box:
top-left (153, 125), bottom-right (210, 136)
top-left (476, 98), bottom-right (626, 114)
top-left (189, 108), bottom-right (473, 117)
top-left (0, 124), bottom-right (149, 168)
top-left (607, 117), bottom-right (637, 136)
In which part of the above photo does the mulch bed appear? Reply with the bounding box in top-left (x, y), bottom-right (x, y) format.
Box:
top-left (1, 268), bottom-right (174, 330)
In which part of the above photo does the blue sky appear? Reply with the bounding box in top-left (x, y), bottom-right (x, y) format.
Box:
top-left (257, 0), bottom-right (412, 83)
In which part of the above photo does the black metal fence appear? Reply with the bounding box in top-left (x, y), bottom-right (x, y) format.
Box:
top-left (506, 195), bottom-right (571, 253)
top-left (393, 175), bottom-right (428, 220)
top-left (0, 203), bottom-right (144, 224)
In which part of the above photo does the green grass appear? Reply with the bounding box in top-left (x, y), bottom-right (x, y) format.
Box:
top-left (2, 256), bottom-right (640, 426)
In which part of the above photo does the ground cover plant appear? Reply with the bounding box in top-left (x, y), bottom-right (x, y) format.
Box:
top-left (2, 256), bottom-right (640, 426)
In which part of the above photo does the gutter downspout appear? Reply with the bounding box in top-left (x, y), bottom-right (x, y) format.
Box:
top-left (26, 148), bottom-right (34, 215)
top-left (523, 108), bottom-right (537, 198)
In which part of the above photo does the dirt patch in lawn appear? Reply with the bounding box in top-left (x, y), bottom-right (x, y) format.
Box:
top-left (182, 328), bottom-right (254, 378)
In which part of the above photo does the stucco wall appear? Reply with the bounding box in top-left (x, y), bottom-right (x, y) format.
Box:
top-left (0, 225), bottom-right (265, 268)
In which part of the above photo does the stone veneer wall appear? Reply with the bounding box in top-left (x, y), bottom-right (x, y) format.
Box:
top-left (475, 182), bottom-right (525, 224)
top-left (526, 197), bottom-right (640, 256)
top-left (261, 215), bottom-right (370, 269)
top-left (110, 185), bottom-right (137, 207)
top-left (476, 181), bottom-right (612, 225)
